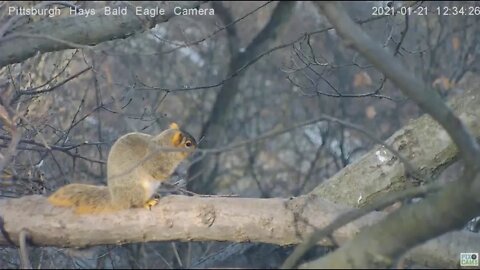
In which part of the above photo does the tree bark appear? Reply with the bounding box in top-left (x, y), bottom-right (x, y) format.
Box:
top-left (0, 194), bottom-right (476, 268)
top-left (0, 194), bottom-right (382, 247)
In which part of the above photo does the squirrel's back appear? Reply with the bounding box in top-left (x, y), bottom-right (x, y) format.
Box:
top-left (107, 132), bottom-right (151, 180)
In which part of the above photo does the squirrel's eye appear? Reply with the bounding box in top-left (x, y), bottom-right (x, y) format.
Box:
top-left (185, 141), bottom-right (192, 147)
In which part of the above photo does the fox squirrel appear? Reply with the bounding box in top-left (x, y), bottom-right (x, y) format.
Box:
top-left (48, 123), bottom-right (197, 214)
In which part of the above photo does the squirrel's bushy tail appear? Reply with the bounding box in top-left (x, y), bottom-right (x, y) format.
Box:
top-left (48, 184), bottom-right (116, 214)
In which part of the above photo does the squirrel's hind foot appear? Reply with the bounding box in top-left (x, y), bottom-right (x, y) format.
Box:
top-left (144, 194), bottom-right (160, 210)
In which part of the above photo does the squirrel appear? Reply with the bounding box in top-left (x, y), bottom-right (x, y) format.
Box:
top-left (48, 123), bottom-right (197, 214)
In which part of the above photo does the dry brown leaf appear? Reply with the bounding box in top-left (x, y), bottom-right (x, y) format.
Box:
top-left (353, 71), bottom-right (372, 88)
top-left (452, 36), bottom-right (460, 51)
top-left (366, 106), bottom-right (376, 119)
top-left (433, 76), bottom-right (452, 90)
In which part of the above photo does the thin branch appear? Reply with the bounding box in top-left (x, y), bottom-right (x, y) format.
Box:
top-left (135, 7), bottom-right (412, 93)
top-left (0, 143), bottom-right (106, 165)
top-left (136, 2), bottom-right (419, 94)
top-left (199, 114), bottom-right (423, 183)
top-left (0, 33), bottom-right (93, 49)
top-left (18, 229), bottom-right (32, 269)
top-left (16, 50), bottom-right (79, 92)
top-left (394, 14), bottom-right (409, 56)
top-left (0, 135), bottom-right (106, 152)
top-left (160, 1), bottom-right (274, 54)
top-left (170, 242), bottom-right (183, 268)
top-left (10, 66), bottom-right (92, 105)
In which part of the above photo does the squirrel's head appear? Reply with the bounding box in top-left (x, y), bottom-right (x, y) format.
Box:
top-left (152, 122), bottom-right (197, 158)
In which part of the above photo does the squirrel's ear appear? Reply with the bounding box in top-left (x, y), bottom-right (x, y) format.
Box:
top-left (171, 131), bottom-right (183, 146)
top-left (169, 122), bottom-right (180, 130)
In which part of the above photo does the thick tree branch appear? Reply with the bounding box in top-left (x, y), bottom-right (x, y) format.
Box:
top-left (0, 194), bottom-right (477, 268)
top-left (0, 1), bottom-right (205, 68)
top-left (0, 194), bottom-right (382, 247)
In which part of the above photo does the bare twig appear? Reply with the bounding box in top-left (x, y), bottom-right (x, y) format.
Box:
top-left (170, 242), bottom-right (183, 268)
top-left (135, 7), bottom-right (411, 93)
top-left (0, 1), bottom-right (79, 38)
top-left (160, 1), bottom-right (274, 54)
top-left (198, 114), bottom-right (423, 183)
top-left (18, 229), bottom-right (32, 269)
top-left (135, 2), bottom-right (421, 94)
top-left (0, 143), bottom-right (106, 164)
top-left (10, 66), bottom-right (92, 105)
top-left (394, 14), bottom-right (409, 56)
top-left (0, 33), bottom-right (94, 49)
top-left (0, 135), bottom-right (105, 152)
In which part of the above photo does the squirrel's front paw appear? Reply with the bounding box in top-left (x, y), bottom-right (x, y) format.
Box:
top-left (144, 194), bottom-right (160, 210)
